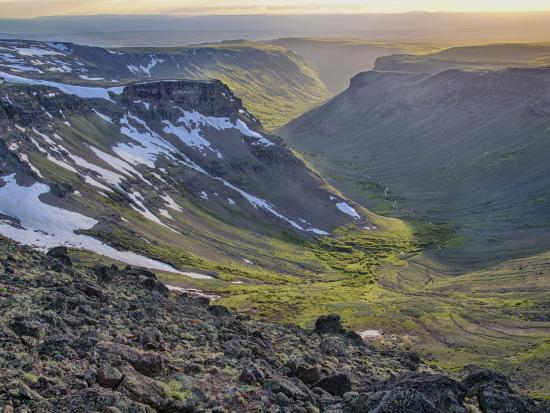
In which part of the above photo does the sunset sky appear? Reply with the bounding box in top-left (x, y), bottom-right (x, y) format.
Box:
top-left (1, 0), bottom-right (550, 18)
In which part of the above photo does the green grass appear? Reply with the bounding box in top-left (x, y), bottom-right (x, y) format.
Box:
top-left (162, 380), bottom-right (191, 401)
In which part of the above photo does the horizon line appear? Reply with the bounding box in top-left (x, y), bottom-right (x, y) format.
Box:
top-left (1, 10), bottom-right (550, 20)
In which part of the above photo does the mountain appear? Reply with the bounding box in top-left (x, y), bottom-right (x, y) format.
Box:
top-left (0, 39), bottom-right (367, 284)
top-left (0, 39), bottom-right (330, 130)
top-left (269, 38), bottom-right (443, 94)
top-left (3, 237), bottom-right (548, 412)
top-left (3, 39), bottom-right (550, 400)
top-left (280, 64), bottom-right (550, 265)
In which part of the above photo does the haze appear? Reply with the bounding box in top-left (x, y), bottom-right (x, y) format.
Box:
top-left (1, 0), bottom-right (550, 18)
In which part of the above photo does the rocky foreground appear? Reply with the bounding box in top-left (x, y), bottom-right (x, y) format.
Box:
top-left (0, 237), bottom-right (548, 413)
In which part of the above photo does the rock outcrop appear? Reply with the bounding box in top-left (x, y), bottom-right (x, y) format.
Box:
top-left (1, 237), bottom-right (547, 412)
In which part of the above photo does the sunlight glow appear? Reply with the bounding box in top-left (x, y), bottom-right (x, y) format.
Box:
top-left (0, 0), bottom-right (549, 18)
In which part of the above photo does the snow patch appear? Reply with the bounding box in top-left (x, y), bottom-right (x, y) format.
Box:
top-left (0, 174), bottom-right (185, 274)
top-left (336, 202), bottom-right (360, 220)
top-left (0, 70), bottom-right (123, 100)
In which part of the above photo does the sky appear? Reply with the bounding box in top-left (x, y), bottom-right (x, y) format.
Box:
top-left (1, 0), bottom-right (550, 18)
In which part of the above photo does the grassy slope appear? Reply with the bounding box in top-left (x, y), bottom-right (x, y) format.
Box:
top-left (279, 67), bottom-right (550, 265)
top-left (118, 42), bottom-right (331, 130)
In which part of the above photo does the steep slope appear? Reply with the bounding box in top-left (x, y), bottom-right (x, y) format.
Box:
top-left (280, 66), bottom-right (550, 265)
top-left (0, 40), bottom-right (369, 285)
top-left (0, 39), bottom-right (330, 130)
top-left (269, 38), bottom-right (443, 94)
top-left (3, 237), bottom-right (548, 412)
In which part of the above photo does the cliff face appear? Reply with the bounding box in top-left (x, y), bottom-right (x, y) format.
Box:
top-left (120, 80), bottom-right (244, 118)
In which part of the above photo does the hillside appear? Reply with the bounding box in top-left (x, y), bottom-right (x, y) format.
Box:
top-left (2, 39), bottom-right (550, 401)
top-left (0, 39), bottom-right (378, 286)
top-left (279, 63), bottom-right (550, 396)
top-left (280, 66), bottom-right (550, 265)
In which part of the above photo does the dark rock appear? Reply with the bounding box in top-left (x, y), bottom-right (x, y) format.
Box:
top-left (298, 366), bottom-right (322, 385)
top-left (239, 368), bottom-right (257, 385)
top-left (9, 318), bottom-right (46, 339)
top-left (96, 365), bottom-right (123, 388)
top-left (461, 365), bottom-right (509, 396)
top-left (46, 246), bottom-right (72, 266)
top-left (315, 373), bottom-right (352, 396)
top-left (315, 314), bottom-right (345, 335)
top-left (477, 384), bottom-right (529, 413)
top-left (264, 378), bottom-right (311, 401)
top-left (209, 305), bottom-right (232, 318)
top-left (126, 351), bottom-right (165, 377)
top-left (139, 327), bottom-right (162, 349)
top-left (125, 267), bottom-right (157, 278)
top-left (40, 387), bottom-right (154, 413)
top-left (83, 369), bottom-right (97, 386)
top-left (93, 264), bottom-right (119, 283)
top-left (345, 388), bottom-right (441, 413)
top-left (117, 366), bottom-right (166, 410)
top-left (142, 277), bottom-right (168, 295)
top-left (49, 182), bottom-right (73, 198)
top-left (344, 330), bottom-right (365, 346)
top-left (83, 285), bottom-right (111, 303)
top-left (366, 373), bottom-right (466, 412)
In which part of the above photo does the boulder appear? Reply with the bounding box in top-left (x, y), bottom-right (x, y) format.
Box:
top-left (9, 318), bottom-right (46, 339)
top-left (315, 373), bottom-right (352, 396)
top-left (46, 246), bottom-right (72, 266)
top-left (477, 384), bottom-right (529, 413)
top-left (93, 265), bottom-right (120, 283)
top-left (314, 314), bottom-right (345, 335)
top-left (297, 366), bottom-right (322, 385)
top-left (239, 368), bottom-right (257, 385)
top-left (96, 365), bottom-right (123, 388)
top-left (367, 373), bottom-right (466, 412)
top-left (461, 366), bottom-right (509, 396)
top-left (139, 327), bottom-right (162, 349)
top-left (346, 388), bottom-right (442, 413)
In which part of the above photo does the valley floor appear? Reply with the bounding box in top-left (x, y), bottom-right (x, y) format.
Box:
top-left (152, 222), bottom-right (550, 399)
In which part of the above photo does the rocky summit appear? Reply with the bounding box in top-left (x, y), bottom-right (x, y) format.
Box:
top-left (1, 236), bottom-right (548, 413)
